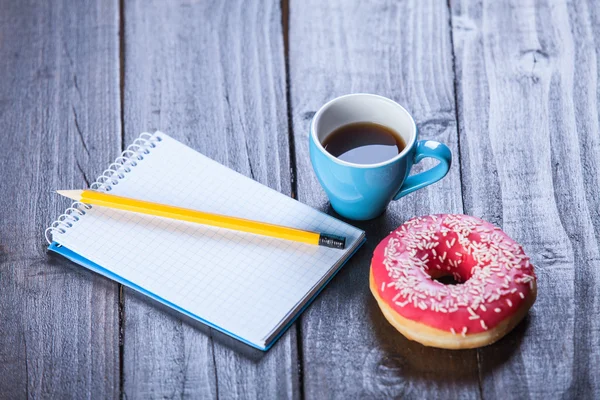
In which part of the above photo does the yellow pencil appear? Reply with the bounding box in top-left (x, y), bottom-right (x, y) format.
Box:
top-left (56, 190), bottom-right (346, 249)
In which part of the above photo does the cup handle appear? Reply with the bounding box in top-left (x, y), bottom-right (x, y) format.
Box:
top-left (393, 140), bottom-right (452, 200)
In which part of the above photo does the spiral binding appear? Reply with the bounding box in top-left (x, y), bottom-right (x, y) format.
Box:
top-left (45, 131), bottom-right (163, 244)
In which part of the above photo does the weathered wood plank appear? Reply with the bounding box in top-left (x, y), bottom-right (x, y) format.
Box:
top-left (289, 0), bottom-right (480, 398)
top-left (122, 0), bottom-right (298, 398)
top-left (0, 0), bottom-right (121, 398)
top-left (451, 0), bottom-right (600, 397)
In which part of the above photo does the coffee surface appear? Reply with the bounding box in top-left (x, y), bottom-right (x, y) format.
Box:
top-left (322, 122), bottom-right (406, 164)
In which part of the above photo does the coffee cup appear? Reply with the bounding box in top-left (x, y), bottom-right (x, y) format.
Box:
top-left (309, 93), bottom-right (452, 220)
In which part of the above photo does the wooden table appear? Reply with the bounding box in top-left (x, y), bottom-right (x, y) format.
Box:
top-left (1, 0), bottom-right (599, 398)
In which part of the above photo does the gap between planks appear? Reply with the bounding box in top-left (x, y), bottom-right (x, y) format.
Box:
top-left (118, 0), bottom-right (126, 397)
top-left (281, 0), bottom-right (304, 399)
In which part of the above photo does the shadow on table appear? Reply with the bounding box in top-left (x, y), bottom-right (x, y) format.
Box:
top-left (366, 294), bottom-right (530, 384)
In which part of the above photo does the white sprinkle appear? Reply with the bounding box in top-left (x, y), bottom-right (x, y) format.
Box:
top-left (467, 307), bottom-right (477, 316)
top-left (480, 305), bottom-right (487, 312)
top-left (395, 300), bottom-right (409, 307)
top-left (494, 308), bottom-right (502, 313)
top-left (455, 252), bottom-right (462, 257)
top-left (432, 248), bottom-right (437, 257)
top-left (461, 327), bottom-right (468, 337)
top-left (469, 315), bottom-right (480, 320)
top-left (381, 282), bottom-right (385, 292)
top-left (392, 293), bottom-right (401, 302)
top-left (450, 327), bottom-right (456, 335)
top-left (519, 292), bottom-right (525, 299)
top-left (480, 320), bottom-right (488, 330)
top-left (446, 240), bottom-right (452, 248)
top-left (506, 299), bottom-right (513, 307)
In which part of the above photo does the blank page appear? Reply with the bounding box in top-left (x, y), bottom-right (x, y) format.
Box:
top-left (53, 132), bottom-right (364, 348)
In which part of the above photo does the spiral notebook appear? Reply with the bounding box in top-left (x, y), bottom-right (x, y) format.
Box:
top-left (46, 131), bottom-right (365, 350)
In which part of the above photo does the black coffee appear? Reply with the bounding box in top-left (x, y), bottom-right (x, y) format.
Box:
top-left (322, 122), bottom-right (406, 164)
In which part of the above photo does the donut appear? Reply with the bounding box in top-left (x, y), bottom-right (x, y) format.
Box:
top-left (370, 214), bottom-right (536, 349)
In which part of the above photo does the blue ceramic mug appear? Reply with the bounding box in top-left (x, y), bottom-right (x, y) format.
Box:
top-left (309, 94), bottom-right (452, 220)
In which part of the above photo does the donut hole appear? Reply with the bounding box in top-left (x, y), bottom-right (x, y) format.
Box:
top-left (428, 268), bottom-right (465, 285)
top-left (432, 274), bottom-right (460, 285)
top-left (423, 235), bottom-right (475, 285)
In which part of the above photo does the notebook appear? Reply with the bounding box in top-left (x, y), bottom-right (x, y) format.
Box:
top-left (46, 131), bottom-right (365, 350)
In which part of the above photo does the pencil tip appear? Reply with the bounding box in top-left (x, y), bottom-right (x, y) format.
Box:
top-left (56, 190), bottom-right (83, 200)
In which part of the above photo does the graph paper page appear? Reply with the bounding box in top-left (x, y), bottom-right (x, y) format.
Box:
top-left (54, 132), bottom-right (364, 347)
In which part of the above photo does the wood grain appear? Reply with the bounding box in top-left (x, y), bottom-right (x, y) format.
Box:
top-left (288, 0), bottom-right (479, 398)
top-left (121, 0), bottom-right (298, 398)
top-left (450, 0), bottom-right (600, 397)
top-left (0, 0), bottom-right (121, 397)
top-left (1, 0), bottom-right (598, 397)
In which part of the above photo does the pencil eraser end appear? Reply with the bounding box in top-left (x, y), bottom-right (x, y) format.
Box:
top-left (319, 233), bottom-right (346, 249)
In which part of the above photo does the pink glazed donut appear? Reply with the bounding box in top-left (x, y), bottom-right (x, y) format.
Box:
top-left (370, 214), bottom-right (537, 349)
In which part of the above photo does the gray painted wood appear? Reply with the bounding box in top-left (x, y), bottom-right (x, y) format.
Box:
top-left (0, 0), bottom-right (121, 398)
top-left (451, 0), bottom-right (600, 398)
top-left (288, 0), bottom-right (480, 398)
top-left (121, 0), bottom-right (298, 398)
top-left (1, 0), bottom-right (599, 397)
